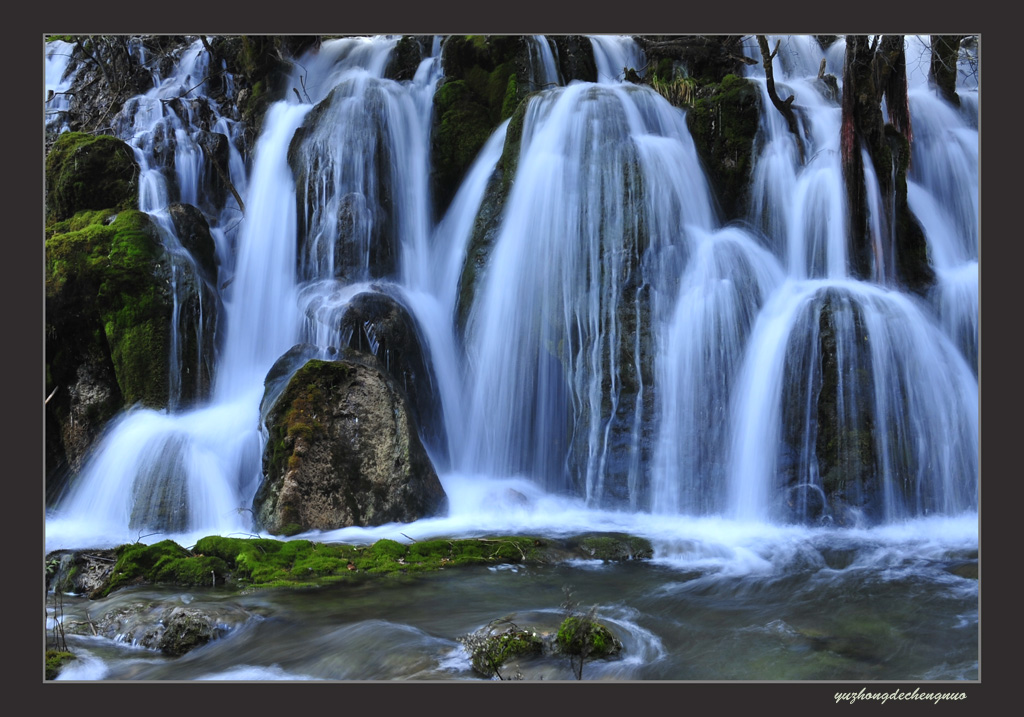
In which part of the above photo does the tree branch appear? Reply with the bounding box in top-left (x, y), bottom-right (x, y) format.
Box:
top-left (756, 36), bottom-right (805, 164)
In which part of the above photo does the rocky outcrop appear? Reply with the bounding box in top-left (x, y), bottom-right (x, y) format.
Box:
top-left (454, 98), bottom-right (528, 336)
top-left (552, 36), bottom-right (598, 84)
top-left (685, 74), bottom-right (761, 223)
top-left (167, 202), bottom-right (219, 284)
top-left (205, 35), bottom-right (322, 150)
top-left (254, 352), bottom-right (447, 535)
top-left (384, 35), bottom-right (434, 81)
top-left (636, 35), bottom-right (754, 84)
top-left (46, 549), bottom-right (118, 598)
top-left (45, 533), bottom-right (653, 597)
top-left (50, 37), bottom-right (160, 143)
top-left (46, 199), bottom-right (220, 495)
top-left (431, 35), bottom-right (543, 219)
top-left (195, 130), bottom-right (236, 215)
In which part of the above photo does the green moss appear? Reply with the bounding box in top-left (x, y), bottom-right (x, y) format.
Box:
top-left (45, 650), bottom-right (76, 680)
top-left (686, 74), bottom-right (760, 220)
top-left (45, 132), bottom-right (139, 223)
top-left (45, 208), bottom-right (171, 409)
top-left (432, 79), bottom-right (496, 213)
top-left (264, 359), bottom-right (347, 481)
top-left (101, 539), bottom-right (194, 596)
top-left (465, 625), bottom-right (544, 677)
top-left (104, 540), bottom-right (228, 594)
top-left (573, 533), bottom-right (654, 561)
top-left (432, 36), bottom-right (531, 217)
top-left (371, 538), bottom-right (408, 559)
top-left (556, 616), bottom-right (620, 659)
top-left (91, 532), bottom-right (647, 595)
top-left (500, 73), bottom-right (520, 120)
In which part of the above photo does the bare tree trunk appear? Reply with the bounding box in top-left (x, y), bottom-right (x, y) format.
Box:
top-left (756, 36), bottom-right (805, 165)
top-left (841, 35), bottom-right (932, 293)
top-left (929, 35), bottom-right (964, 107)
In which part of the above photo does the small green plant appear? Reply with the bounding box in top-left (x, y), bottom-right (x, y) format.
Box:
top-left (557, 585), bottom-right (621, 679)
top-left (651, 73), bottom-right (697, 107)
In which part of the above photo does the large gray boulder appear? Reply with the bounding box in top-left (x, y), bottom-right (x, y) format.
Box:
top-left (254, 351), bottom-right (447, 535)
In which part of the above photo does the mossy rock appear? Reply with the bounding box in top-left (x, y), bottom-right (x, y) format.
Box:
top-left (45, 132), bottom-right (139, 224)
top-left (431, 79), bottom-right (499, 216)
top-left (99, 539), bottom-right (229, 597)
top-left (46, 209), bottom-right (175, 409)
top-left (255, 354), bottom-right (447, 533)
top-left (384, 35), bottom-right (432, 81)
top-left (569, 533), bottom-right (654, 561)
top-left (431, 35), bottom-right (533, 217)
top-left (636, 35), bottom-right (750, 85)
top-left (224, 35), bottom-right (320, 143)
top-left (461, 621), bottom-right (545, 678)
top-left (45, 206), bottom-right (175, 491)
top-left (45, 650), bottom-right (76, 680)
top-left (79, 532), bottom-right (649, 595)
top-left (556, 615), bottom-right (622, 659)
top-left (686, 74), bottom-right (761, 222)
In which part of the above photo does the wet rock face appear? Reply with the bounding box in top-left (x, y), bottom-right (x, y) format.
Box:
top-left (339, 291), bottom-right (448, 462)
top-left (685, 74), bottom-right (761, 223)
top-left (255, 352), bottom-right (447, 535)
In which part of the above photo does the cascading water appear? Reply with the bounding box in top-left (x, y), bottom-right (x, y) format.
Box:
top-left (45, 40), bottom-right (78, 134)
top-left (723, 35), bottom-right (978, 525)
top-left (46, 31), bottom-right (979, 535)
top-left (45, 34), bottom-right (979, 682)
top-left (590, 35), bottom-right (647, 83)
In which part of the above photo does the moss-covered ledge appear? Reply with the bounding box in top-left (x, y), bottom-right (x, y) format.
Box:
top-left (46, 208), bottom-right (174, 409)
top-left (47, 532), bottom-right (654, 598)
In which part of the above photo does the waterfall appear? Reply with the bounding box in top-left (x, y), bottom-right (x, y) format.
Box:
top-left (650, 228), bottom-right (784, 515)
top-left (906, 88), bottom-right (979, 370)
top-left (727, 279), bottom-right (978, 524)
top-left (215, 102), bottom-right (311, 397)
top-left (526, 36), bottom-right (562, 89)
top-left (45, 39), bottom-right (78, 134)
top-left (589, 35), bottom-right (646, 83)
top-left (456, 81), bottom-right (717, 504)
top-left (46, 35), bottom-right (978, 551)
top-left (724, 35), bottom-right (979, 525)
